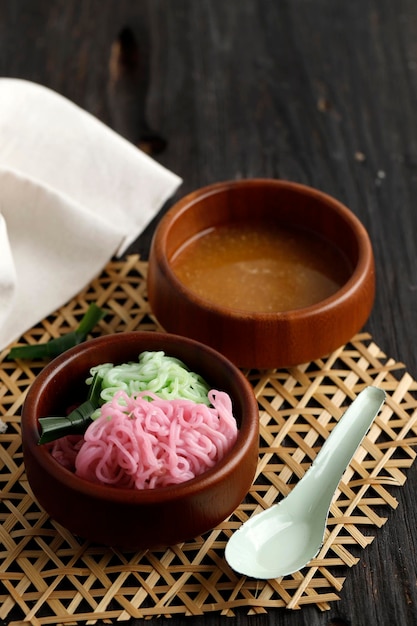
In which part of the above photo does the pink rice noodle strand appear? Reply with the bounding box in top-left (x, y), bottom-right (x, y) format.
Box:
top-left (48, 435), bottom-right (83, 472)
top-left (72, 390), bottom-right (238, 489)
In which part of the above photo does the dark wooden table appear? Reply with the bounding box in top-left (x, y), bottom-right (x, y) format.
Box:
top-left (2, 1), bottom-right (417, 624)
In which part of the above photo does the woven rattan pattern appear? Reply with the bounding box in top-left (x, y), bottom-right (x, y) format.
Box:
top-left (1, 255), bottom-right (417, 624)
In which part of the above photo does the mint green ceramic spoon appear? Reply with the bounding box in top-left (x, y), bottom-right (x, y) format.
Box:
top-left (225, 386), bottom-right (385, 579)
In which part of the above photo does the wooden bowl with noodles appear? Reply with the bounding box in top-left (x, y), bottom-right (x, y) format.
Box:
top-left (21, 331), bottom-right (259, 550)
top-left (147, 179), bottom-right (375, 369)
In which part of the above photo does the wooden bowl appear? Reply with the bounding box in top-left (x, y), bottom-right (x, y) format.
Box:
top-left (21, 331), bottom-right (259, 549)
top-left (147, 179), bottom-right (375, 369)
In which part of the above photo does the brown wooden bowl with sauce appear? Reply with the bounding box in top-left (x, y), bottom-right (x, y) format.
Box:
top-left (21, 332), bottom-right (259, 549)
top-left (147, 179), bottom-right (375, 369)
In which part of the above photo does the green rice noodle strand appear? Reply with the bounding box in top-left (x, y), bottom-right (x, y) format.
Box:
top-left (87, 351), bottom-right (211, 415)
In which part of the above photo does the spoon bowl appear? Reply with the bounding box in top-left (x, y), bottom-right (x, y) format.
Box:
top-left (225, 386), bottom-right (386, 579)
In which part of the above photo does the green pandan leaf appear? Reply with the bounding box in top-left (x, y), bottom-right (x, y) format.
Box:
top-left (7, 303), bottom-right (106, 360)
top-left (37, 372), bottom-right (103, 445)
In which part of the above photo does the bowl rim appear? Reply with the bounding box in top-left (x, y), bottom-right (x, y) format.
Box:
top-left (22, 331), bottom-right (259, 504)
top-left (151, 178), bottom-right (374, 320)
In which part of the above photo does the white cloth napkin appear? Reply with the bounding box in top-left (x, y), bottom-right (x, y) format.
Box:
top-left (0, 78), bottom-right (182, 351)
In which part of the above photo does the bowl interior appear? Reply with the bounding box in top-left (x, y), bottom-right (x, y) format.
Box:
top-left (23, 331), bottom-right (258, 501)
top-left (162, 181), bottom-right (362, 306)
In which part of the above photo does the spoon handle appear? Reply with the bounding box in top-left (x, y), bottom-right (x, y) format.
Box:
top-left (286, 386), bottom-right (385, 514)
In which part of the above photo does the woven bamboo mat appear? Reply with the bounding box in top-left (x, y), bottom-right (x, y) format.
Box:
top-left (1, 254), bottom-right (417, 625)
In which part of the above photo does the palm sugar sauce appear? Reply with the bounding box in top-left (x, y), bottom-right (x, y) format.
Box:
top-left (170, 221), bottom-right (352, 313)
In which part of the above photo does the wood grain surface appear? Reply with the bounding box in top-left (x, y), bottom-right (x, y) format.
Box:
top-left (1, 1), bottom-right (417, 624)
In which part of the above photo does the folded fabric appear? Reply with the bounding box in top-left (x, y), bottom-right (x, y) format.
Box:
top-left (0, 78), bottom-right (182, 351)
